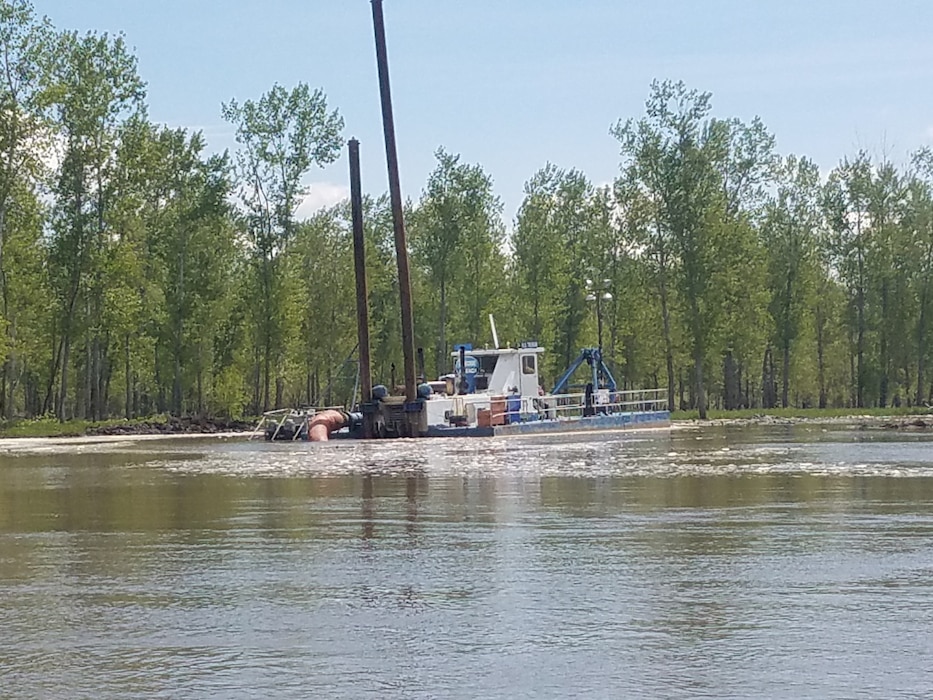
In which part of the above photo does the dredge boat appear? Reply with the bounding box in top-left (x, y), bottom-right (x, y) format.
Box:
top-left (253, 340), bottom-right (669, 441)
top-left (416, 341), bottom-right (669, 438)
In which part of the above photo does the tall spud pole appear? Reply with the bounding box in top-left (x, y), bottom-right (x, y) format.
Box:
top-left (348, 138), bottom-right (374, 438)
top-left (371, 0), bottom-right (416, 407)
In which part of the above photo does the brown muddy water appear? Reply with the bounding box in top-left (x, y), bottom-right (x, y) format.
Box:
top-left (1, 424), bottom-right (933, 699)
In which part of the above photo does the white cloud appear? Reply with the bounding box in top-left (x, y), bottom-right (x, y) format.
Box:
top-left (296, 181), bottom-right (349, 219)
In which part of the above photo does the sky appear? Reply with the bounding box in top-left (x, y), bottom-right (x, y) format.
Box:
top-left (32, 0), bottom-right (933, 225)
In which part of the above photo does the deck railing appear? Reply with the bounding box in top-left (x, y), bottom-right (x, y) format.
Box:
top-left (249, 406), bottom-right (343, 440)
top-left (489, 387), bottom-right (668, 423)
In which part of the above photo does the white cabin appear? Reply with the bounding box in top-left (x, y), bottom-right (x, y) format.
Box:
top-left (423, 344), bottom-right (545, 427)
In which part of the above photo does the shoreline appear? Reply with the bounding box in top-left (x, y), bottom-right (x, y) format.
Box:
top-left (676, 414), bottom-right (933, 430)
top-left (2, 412), bottom-right (931, 445)
top-left (0, 416), bottom-right (254, 441)
top-left (0, 431), bottom-right (247, 451)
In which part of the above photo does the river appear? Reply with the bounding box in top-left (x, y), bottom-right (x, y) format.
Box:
top-left (2, 423), bottom-right (932, 699)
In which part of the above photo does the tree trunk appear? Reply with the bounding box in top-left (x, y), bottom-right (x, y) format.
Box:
top-left (917, 286), bottom-right (928, 406)
top-left (723, 351), bottom-right (741, 410)
top-left (101, 345), bottom-right (111, 417)
top-left (252, 350), bottom-right (261, 414)
top-left (676, 368), bottom-right (685, 411)
top-left (306, 364), bottom-right (312, 406)
top-left (25, 368), bottom-right (38, 417)
top-left (58, 334), bottom-right (71, 422)
top-left (781, 336), bottom-right (791, 409)
top-left (125, 336), bottom-right (132, 420)
top-left (154, 344), bottom-right (166, 414)
top-left (436, 277), bottom-right (447, 377)
top-left (263, 335), bottom-right (272, 411)
top-left (879, 279), bottom-right (889, 408)
top-left (761, 345), bottom-right (776, 409)
top-left (816, 300), bottom-right (827, 409)
top-left (848, 325), bottom-right (856, 408)
top-left (77, 331), bottom-right (89, 421)
top-left (686, 290), bottom-right (707, 419)
top-left (658, 274), bottom-right (675, 412)
top-left (780, 270), bottom-right (793, 408)
top-left (0, 203), bottom-right (8, 419)
top-left (197, 366), bottom-right (204, 417)
top-left (0, 362), bottom-right (6, 420)
top-left (42, 326), bottom-right (60, 416)
top-left (260, 251), bottom-right (273, 413)
top-left (172, 340), bottom-right (182, 416)
top-left (91, 332), bottom-right (101, 421)
top-left (693, 346), bottom-right (707, 419)
top-left (856, 271), bottom-right (866, 408)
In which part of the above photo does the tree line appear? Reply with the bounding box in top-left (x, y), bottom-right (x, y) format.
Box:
top-left (2, 0), bottom-right (932, 422)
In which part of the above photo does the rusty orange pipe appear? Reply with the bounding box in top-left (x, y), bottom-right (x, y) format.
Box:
top-left (308, 410), bottom-right (348, 442)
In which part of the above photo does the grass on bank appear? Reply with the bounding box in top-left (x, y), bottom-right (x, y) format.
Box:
top-left (671, 406), bottom-right (933, 421)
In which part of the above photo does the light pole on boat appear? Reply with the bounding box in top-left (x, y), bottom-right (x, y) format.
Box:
top-left (585, 278), bottom-right (612, 354)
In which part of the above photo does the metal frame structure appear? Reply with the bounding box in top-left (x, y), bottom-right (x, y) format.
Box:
top-left (551, 347), bottom-right (618, 395)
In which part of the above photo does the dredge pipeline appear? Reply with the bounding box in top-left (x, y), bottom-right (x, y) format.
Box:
top-left (308, 409), bottom-right (351, 442)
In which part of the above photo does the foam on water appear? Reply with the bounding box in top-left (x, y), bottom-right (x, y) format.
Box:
top-left (21, 424), bottom-right (923, 479)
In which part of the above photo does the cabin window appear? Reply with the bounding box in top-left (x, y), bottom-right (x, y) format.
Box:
top-left (521, 354), bottom-right (536, 375)
top-left (479, 355), bottom-right (498, 374)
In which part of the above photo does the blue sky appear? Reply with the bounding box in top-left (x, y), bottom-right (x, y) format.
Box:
top-left (34, 0), bottom-right (933, 223)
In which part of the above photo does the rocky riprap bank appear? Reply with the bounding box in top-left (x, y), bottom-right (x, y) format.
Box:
top-left (680, 414), bottom-right (933, 430)
top-left (85, 417), bottom-right (253, 436)
top-left (874, 417), bottom-right (933, 430)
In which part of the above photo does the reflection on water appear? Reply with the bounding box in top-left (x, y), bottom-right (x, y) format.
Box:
top-left (2, 425), bottom-right (933, 699)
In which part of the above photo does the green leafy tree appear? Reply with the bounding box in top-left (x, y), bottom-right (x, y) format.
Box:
top-left (290, 204), bottom-right (356, 406)
top-left (613, 154), bottom-right (679, 409)
top-left (0, 182), bottom-right (46, 417)
top-left (135, 125), bottom-right (234, 416)
top-left (906, 148), bottom-right (933, 404)
top-left (866, 159), bottom-right (907, 406)
top-left (0, 0), bottom-right (54, 417)
top-left (512, 164), bottom-right (597, 376)
top-left (762, 155), bottom-right (821, 407)
top-left (610, 179), bottom-right (673, 393)
top-left (511, 163), bottom-right (568, 356)
top-left (823, 153), bottom-right (874, 407)
top-left (45, 30), bottom-right (145, 420)
top-left (410, 148), bottom-right (504, 375)
top-left (361, 194), bottom-right (403, 384)
top-left (614, 81), bottom-right (724, 418)
top-left (221, 82), bottom-right (343, 412)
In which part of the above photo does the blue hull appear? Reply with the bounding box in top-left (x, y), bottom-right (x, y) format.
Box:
top-left (423, 410), bottom-right (670, 438)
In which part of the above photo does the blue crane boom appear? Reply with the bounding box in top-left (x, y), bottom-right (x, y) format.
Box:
top-left (551, 347), bottom-right (617, 395)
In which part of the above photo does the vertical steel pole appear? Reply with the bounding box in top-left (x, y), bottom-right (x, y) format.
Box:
top-left (596, 295), bottom-right (604, 354)
top-left (596, 295), bottom-right (603, 390)
top-left (348, 138), bottom-right (374, 438)
top-left (416, 347), bottom-right (426, 383)
top-left (371, 0), bottom-right (417, 406)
